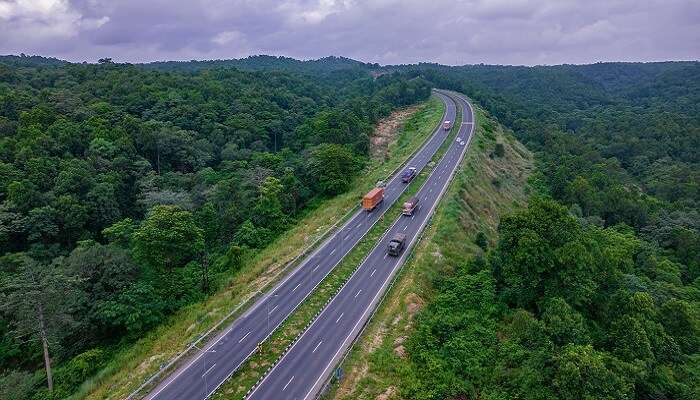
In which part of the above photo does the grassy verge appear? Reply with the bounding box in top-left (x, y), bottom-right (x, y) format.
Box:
top-left (210, 93), bottom-right (463, 400)
top-left (325, 102), bottom-right (534, 400)
top-left (77, 96), bottom-right (445, 400)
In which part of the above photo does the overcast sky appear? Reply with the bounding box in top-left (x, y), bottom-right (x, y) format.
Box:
top-left (0, 0), bottom-right (698, 65)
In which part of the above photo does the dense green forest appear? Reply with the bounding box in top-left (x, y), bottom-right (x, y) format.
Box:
top-left (399, 63), bottom-right (700, 399)
top-left (0, 56), bottom-right (430, 399)
top-left (1, 55), bottom-right (698, 400)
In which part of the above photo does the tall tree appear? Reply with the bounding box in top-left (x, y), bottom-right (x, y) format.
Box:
top-left (0, 254), bottom-right (78, 392)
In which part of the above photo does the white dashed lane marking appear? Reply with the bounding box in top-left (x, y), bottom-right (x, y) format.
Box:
top-left (312, 341), bottom-right (322, 353)
top-left (282, 376), bottom-right (294, 391)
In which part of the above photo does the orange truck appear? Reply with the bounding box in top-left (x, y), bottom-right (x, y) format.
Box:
top-left (362, 187), bottom-right (384, 211)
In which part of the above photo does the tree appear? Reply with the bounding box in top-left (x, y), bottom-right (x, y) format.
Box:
top-left (0, 254), bottom-right (79, 392)
top-left (252, 176), bottom-right (286, 233)
top-left (553, 345), bottom-right (634, 400)
top-left (132, 205), bottom-right (204, 271)
top-left (493, 142), bottom-right (505, 157)
top-left (475, 231), bottom-right (488, 251)
top-left (307, 143), bottom-right (362, 196)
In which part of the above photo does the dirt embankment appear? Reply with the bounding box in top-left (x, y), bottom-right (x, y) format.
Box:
top-left (369, 105), bottom-right (421, 161)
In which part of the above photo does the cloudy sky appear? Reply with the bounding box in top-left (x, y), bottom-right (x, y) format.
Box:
top-left (0, 0), bottom-right (698, 65)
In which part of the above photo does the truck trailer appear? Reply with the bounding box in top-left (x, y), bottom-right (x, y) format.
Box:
top-left (362, 187), bottom-right (384, 211)
top-left (402, 197), bottom-right (419, 216)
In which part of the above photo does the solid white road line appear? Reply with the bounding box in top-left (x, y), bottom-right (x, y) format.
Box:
top-left (282, 376), bottom-right (294, 391)
top-left (239, 331), bottom-right (251, 343)
top-left (312, 341), bottom-right (323, 354)
top-left (202, 364), bottom-right (217, 378)
top-left (336, 313), bottom-right (344, 324)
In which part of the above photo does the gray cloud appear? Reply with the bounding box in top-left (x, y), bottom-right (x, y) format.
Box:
top-left (0, 0), bottom-right (697, 65)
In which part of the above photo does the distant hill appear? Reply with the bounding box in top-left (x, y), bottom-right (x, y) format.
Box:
top-left (144, 55), bottom-right (378, 74)
top-left (0, 54), bottom-right (69, 67)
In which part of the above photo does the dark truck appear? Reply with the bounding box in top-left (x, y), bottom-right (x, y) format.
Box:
top-left (401, 167), bottom-right (417, 183)
top-left (387, 233), bottom-right (406, 257)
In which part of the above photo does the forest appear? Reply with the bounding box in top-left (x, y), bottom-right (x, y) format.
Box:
top-left (1, 54), bottom-right (698, 400)
top-left (0, 55), bottom-right (431, 399)
top-left (399, 62), bottom-right (700, 399)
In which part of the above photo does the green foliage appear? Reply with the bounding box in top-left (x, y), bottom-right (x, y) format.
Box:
top-left (399, 62), bottom-right (699, 399)
top-left (0, 58), bottom-right (431, 396)
top-left (407, 197), bottom-right (699, 399)
top-left (493, 142), bottom-right (505, 157)
top-left (132, 205), bottom-right (204, 271)
top-left (553, 344), bottom-right (635, 400)
top-left (475, 231), bottom-right (488, 251)
top-left (307, 143), bottom-right (363, 196)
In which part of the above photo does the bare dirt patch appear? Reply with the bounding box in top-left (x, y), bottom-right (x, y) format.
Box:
top-left (370, 105), bottom-right (421, 161)
top-left (405, 293), bottom-right (424, 319)
top-left (335, 363), bottom-right (369, 399)
top-left (369, 326), bottom-right (387, 353)
top-left (393, 345), bottom-right (406, 359)
top-left (377, 386), bottom-right (397, 400)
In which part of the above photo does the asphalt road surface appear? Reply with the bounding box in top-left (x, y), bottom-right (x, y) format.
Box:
top-left (246, 91), bottom-right (475, 400)
top-left (145, 91), bottom-right (457, 400)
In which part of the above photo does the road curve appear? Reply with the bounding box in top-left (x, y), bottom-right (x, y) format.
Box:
top-left (144, 91), bottom-right (457, 400)
top-left (245, 91), bottom-right (475, 400)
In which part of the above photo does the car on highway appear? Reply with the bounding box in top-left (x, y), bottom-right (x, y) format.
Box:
top-left (387, 233), bottom-right (406, 256)
top-left (401, 167), bottom-right (417, 183)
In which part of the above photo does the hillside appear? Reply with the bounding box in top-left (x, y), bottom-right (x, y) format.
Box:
top-left (327, 63), bottom-right (700, 399)
top-left (1, 56), bottom-right (698, 400)
top-left (0, 58), bottom-right (430, 400)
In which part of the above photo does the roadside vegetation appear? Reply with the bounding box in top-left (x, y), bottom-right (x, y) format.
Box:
top-left (80, 94), bottom-right (444, 400)
top-left (327, 104), bottom-right (533, 400)
top-left (208, 92), bottom-right (457, 399)
top-left (328, 63), bottom-right (700, 399)
top-left (0, 57), bottom-right (432, 400)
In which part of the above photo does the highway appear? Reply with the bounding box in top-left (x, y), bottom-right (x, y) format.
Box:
top-left (245, 91), bottom-right (475, 400)
top-left (145, 91), bottom-right (457, 400)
